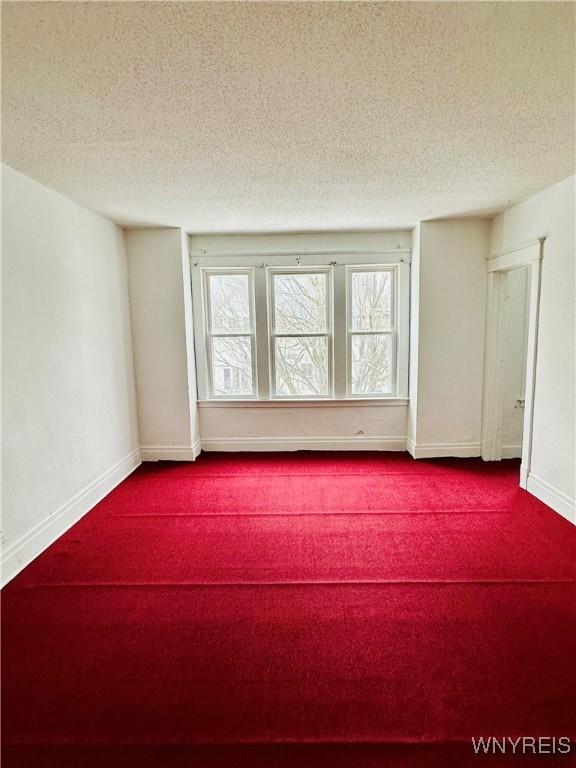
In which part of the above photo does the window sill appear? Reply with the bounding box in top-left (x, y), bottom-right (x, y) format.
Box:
top-left (198, 398), bottom-right (409, 408)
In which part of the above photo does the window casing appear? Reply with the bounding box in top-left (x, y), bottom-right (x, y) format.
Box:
top-left (192, 253), bottom-right (409, 402)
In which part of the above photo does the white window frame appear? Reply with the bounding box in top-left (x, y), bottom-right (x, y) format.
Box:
top-left (191, 252), bottom-right (409, 403)
top-left (202, 268), bottom-right (258, 400)
top-left (268, 266), bottom-right (334, 399)
top-left (346, 265), bottom-right (397, 398)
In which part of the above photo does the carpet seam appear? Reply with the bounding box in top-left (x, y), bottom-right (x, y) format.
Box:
top-left (22, 579), bottom-right (576, 589)
top-left (1, 738), bottom-right (541, 745)
top-left (108, 510), bottom-right (510, 518)
top-left (132, 471), bottom-right (513, 478)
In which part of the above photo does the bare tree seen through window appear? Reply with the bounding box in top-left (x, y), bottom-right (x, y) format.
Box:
top-left (208, 274), bottom-right (253, 396)
top-left (206, 268), bottom-right (394, 398)
top-left (273, 273), bottom-right (329, 396)
top-left (350, 271), bottom-right (393, 395)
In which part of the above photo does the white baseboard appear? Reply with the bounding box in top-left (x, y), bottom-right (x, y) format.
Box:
top-left (406, 440), bottom-right (481, 459)
top-left (140, 440), bottom-right (202, 462)
top-left (1, 448), bottom-right (141, 587)
top-left (527, 473), bottom-right (575, 525)
top-left (406, 437), bottom-right (417, 457)
top-left (201, 436), bottom-right (407, 452)
top-left (502, 444), bottom-right (523, 459)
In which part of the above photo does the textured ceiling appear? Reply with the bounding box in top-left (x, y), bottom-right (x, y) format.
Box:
top-left (2, 1), bottom-right (575, 232)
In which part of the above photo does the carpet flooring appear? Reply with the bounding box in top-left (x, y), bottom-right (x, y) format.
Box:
top-left (2, 452), bottom-right (575, 767)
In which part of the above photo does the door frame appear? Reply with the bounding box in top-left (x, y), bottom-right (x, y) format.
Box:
top-left (481, 237), bottom-right (545, 488)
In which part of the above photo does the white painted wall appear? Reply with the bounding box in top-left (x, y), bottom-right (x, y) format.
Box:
top-left (491, 175), bottom-right (575, 521)
top-left (126, 228), bottom-right (199, 460)
top-left (199, 402), bottom-right (407, 451)
top-left (408, 219), bottom-right (491, 457)
top-left (500, 266), bottom-right (529, 455)
top-left (2, 164), bottom-right (140, 582)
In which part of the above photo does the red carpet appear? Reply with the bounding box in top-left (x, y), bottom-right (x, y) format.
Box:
top-left (2, 452), bottom-right (575, 767)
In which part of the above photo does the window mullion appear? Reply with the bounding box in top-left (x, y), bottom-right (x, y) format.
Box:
top-left (333, 264), bottom-right (347, 398)
top-left (396, 261), bottom-right (409, 398)
top-left (253, 266), bottom-right (271, 399)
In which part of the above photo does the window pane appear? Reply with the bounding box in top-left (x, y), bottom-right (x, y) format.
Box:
top-left (351, 271), bottom-right (392, 331)
top-left (351, 334), bottom-right (392, 395)
top-left (275, 336), bottom-right (328, 396)
top-left (209, 274), bottom-right (251, 333)
top-left (211, 336), bottom-right (253, 396)
top-left (274, 273), bottom-right (327, 334)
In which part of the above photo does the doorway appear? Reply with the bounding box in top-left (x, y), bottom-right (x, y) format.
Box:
top-left (500, 265), bottom-right (530, 459)
top-left (481, 238), bottom-right (544, 488)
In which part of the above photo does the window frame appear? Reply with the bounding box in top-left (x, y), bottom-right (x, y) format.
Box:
top-left (346, 265), bottom-right (397, 398)
top-left (191, 252), bottom-right (409, 403)
top-left (268, 266), bottom-right (334, 400)
top-left (202, 267), bottom-right (258, 400)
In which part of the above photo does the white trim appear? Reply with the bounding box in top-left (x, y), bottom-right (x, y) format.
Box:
top-left (180, 231), bottom-right (202, 442)
top-left (487, 244), bottom-right (542, 274)
top-left (254, 266), bottom-right (272, 399)
top-left (501, 444), bottom-right (523, 459)
top-left (487, 237), bottom-right (544, 261)
top-left (527, 474), bottom-right (575, 525)
top-left (189, 231), bottom-right (411, 261)
top-left (192, 249), bottom-right (411, 260)
top-left (197, 398), bottom-right (409, 409)
top-left (481, 238), bottom-right (544, 489)
top-left (333, 264), bottom-right (348, 397)
top-left (406, 440), bottom-right (481, 459)
top-left (192, 254), bottom-right (410, 271)
top-left (140, 442), bottom-right (202, 462)
top-left (405, 437), bottom-right (417, 458)
top-left (1, 449), bottom-right (141, 587)
top-left (519, 253), bottom-right (543, 487)
top-left (200, 436), bottom-right (406, 452)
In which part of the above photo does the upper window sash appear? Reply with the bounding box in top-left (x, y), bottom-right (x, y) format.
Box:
top-left (347, 266), bottom-right (395, 333)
